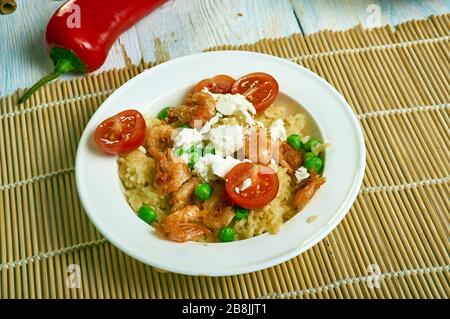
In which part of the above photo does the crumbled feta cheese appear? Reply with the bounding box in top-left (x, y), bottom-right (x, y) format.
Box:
top-left (193, 154), bottom-right (243, 181)
top-left (193, 155), bottom-right (216, 182)
top-left (211, 155), bottom-right (242, 178)
top-left (295, 166), bottom-right (310, 183)
top-left (270, 119), bottom-right (287, 141)
top-left (138, 146), bottom-right (147, 154)
top-left (240, 178), bottom-right (252, 191)
top-left (242, 111), bottom-right (256, 125)
top-left (208, 125), bottom-right (244, 156)
top-left (204, 90), bottom-right (256, 125)
top-left (200, 112), bottom-right (223, 134)
top-left (206, 91), bottom-right (256, 115)
top-left (173, 128), bottom-right (203, 149)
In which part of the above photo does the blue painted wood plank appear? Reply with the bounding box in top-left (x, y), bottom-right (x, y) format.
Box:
top-left (290, 0), bottom-right (450, 33)
top-left (1, 0), bottom-right (449, 97)
top-left (0, 0), bottom-right (301, 97)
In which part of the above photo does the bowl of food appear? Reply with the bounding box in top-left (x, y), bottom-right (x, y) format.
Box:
top-left (75, 51), bottom-right (365, 276)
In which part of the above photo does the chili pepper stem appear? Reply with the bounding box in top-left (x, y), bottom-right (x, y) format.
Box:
top-left (18, 69), bottom-right (64, 104)
top-left (18, 47), bottom-right (87, 104)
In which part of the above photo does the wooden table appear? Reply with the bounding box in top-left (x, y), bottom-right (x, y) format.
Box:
top-left (0, 0), bottom-right (449, 97)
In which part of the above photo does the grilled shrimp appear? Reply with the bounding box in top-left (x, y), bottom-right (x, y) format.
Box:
top-left (200, 183), bottom-right (235, 230)
top-left (171, 177), bottom-right (202, 211)
top-left (167, 92), bottom-right (216, 128)
top-left (186, 92), bottom-right (216, 127)
top-left (159, 205), bottom-right (210, 242)
top-left (293, 171), bottom-right (325, 210)
top-left (166, 105), bottom-right (191, 126)
top-left (242, 127), bottom-right (274, 164)
top-left (279, 141), bottom-right (302, 175)
top-left (147, 124), bottom-right (175, 159)
top-left (154, 154), bottom-right (191, 195)
top-left (202, 206), bottom-right (235, 230)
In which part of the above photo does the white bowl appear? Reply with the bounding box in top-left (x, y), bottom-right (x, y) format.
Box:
top-left (75, 51), bottom-right (365, 276)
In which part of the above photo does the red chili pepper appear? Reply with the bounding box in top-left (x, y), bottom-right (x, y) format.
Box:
top-left (18, 0), bottom-right (166, 104)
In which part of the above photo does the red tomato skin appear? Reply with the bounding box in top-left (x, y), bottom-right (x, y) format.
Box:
top-left (194, 74), bottom-right (236, 94)
top-left (231, 72), bottom-right (279, 113)
top-left (225, 163), bottom-right (279, 209)
top-left (94, 109), bottom-right (146, 155)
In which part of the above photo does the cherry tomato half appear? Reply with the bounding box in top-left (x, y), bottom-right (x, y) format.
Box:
top-left (94, 109), bottom-right (146, 155)
top-left (225, 162), bottom-right (279, 209)
top-left (194, 74), bottom-right (236, 94)
top-left (231, 72), bottom-right (279, 113)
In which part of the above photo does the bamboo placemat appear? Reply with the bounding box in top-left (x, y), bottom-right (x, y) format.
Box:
top-left (1, 15), bottom-right (449, 299)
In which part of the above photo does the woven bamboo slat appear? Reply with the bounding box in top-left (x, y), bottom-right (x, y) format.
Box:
top-left (0, 15), bottom-right (449, 299)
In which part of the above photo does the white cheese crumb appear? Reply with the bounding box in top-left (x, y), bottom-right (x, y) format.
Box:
top-left (270, 119), bottom-right (287, 141)
top-left (200, 112), bottom-right (223, 134)
top-left (173, 128), bottom-right (203, 149)
top-left (208, 125), bottom-right (244, 156)
top-left (211, 155), bottom-right (242, 178)
top-left (295, 166), bottom-right (310, 183)
top-left (204, 89), bottom-right (256, 125)
top-left (138, 146), bottom-right (147, 154)
top-left (240, 178), bottom-right (252, 191)
top-left (193, 155), bottom-right (216, 182)
top-left (206, 91), bottom-right (256, 115)
top-left (193, 154), bottom-right (243, 181)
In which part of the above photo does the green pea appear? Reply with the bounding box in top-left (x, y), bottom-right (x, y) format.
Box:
top-left (188, 153), bottom-right (200, 169)
top-left (303, 137), bottom-right (320, 151)
top-left (304, 152), bottom-right (315, 161)
top-left (304, 155), bottom-right (324, 173)
top-left (233, 206), bottom-right (249, 220)
top-left (203, 144), bottom-right (216, 155)
top-left (187, 145), bottom-right (202, 169)
top-left (188, 144), bottom-right (202, 153)
top-left (157, 107), bottom-right (171, 120)
top-left (287, 134), bottom-right (302, 150)
top-left (138, 205), bottom-right (157, 224)
top-left (174, 148), bottom-right (185, 157)
top-left (219, 227), bottom-right (235, 242)
top-left (194, 183), bottom-right (213, 201)
top-left (179, 123), bottom-right (190, 128)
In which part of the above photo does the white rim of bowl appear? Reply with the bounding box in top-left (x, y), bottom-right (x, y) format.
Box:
top-left (75, 51), bottom-right (366, 276)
